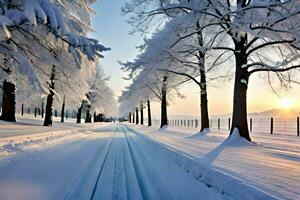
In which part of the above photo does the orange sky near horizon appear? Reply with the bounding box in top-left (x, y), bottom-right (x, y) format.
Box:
top-left (149, 73), bottom-right (300, 118)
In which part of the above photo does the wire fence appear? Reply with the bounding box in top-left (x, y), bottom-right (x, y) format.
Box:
top-left (166, 117), bottom-right (300, 136)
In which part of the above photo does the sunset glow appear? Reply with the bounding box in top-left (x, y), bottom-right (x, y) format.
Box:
top-left (279, 98), bottom-right (293, 110)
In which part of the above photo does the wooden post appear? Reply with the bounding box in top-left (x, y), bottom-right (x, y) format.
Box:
top-left (218, 118), bottom-right (220, 130)
top-left (228, 118), bottom-right (231, 130)
top-left (297, 117), bottom-right (299, 137)
top-left (195, 119), bottom-right (198, 128)
top-left (21, 104), bottom-right (24, 116)
top-left (270, 117), bottom-right (273, 135)
top-left (250, 118), bottom-right (253, 132)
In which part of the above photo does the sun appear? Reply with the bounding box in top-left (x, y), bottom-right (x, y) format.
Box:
top-left (279, 98), bottom-right (293, 110)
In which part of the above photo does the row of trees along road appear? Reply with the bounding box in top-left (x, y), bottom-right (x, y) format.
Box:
top-left (0, 0), bottom-right (116, 126)
top-left (120, 0), bottom-right (300, 141)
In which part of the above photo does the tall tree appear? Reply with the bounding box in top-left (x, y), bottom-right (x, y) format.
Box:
top-left (0, 0), bottom-right (110, 124)
top-left (123, 0), bottom-right (300, 141)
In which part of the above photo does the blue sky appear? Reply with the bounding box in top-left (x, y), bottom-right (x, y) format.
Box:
top-left (90, 0), bottom-right (144, 96)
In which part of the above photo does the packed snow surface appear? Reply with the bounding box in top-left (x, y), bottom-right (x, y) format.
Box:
top-left (0, 118), bottom-right (298, 200)
top-left (130, 124), bottom-right (300, 200)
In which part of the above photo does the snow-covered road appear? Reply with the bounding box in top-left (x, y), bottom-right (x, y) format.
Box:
top-left (0, 123), bottom-right (226, 200)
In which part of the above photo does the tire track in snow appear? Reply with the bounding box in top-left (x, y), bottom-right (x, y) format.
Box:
top-left (121, 124), bottom-right (224, 200)
top-left (88, 125), bottom-right (118, 200)
top-left (63, 124), bottom-right (117, 200)
top-left (121, 125), bottom-right (174, 200)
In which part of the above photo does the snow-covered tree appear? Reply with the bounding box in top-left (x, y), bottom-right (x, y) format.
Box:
top-left (123, 0), bottom-right (300, 141)
top-left (122, 0), bottom-right (224, 132)
top-left (0, 0), bottom-right (110, 125)
top-left (87, 67), bottom-right (117, 121)
top-left (121, 49), bottom-right (186, 128)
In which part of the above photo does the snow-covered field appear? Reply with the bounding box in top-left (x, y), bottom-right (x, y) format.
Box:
top-left (128, 124), bottom-right (300, 200)
top-left (0, 117), bottom-right (299, 200)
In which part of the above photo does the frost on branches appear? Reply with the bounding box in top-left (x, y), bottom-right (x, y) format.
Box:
top-left (123, 0), bottom-right (300, 141)
top-left (0, 0), bottom-right (112, 126)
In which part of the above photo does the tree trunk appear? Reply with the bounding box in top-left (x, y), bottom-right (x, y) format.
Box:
top-left (66, 110), bottom-right (68, 119)
top-left (200, 72), bottom-right (210, 131)
top-left (0, 80), bottom-right (16, 122)
top-left (35, 108), bottom-right (37, 117)
top-left (129, 112), bottom-right (131, 123)
top-left (147, 99), bottom-right (152, 126)
top-left (94, 112), bottom-right (97, 122)
top-left (61, 97), bottom-right (65, 123)
top-left (21, 104), bottom-right (24, 116)
top-left (160, 76), bottom-right (168, 128)
top-left (44, 94), bottom-right (54, 126)
top-left (76, 104), bottom-right (82, 123)
top-left (41, 101), bottom-right (44, 118)
top-left (136, 107), bottom-right (139, 124)
top-left (230, 35), bottom-right (251, 141)
top-left (197, 22), bottom-right (210, 132)
top-left (85, 110), bottom-right (91, 123)
top-left (132, 112), bottom-right (135, 124)
top-left (140, 103), bottom-right (144, 125)
top-left (43, 66), bottom-right (56, 126)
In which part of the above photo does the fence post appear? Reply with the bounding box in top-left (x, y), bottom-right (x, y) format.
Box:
top-left (250, 118), bottom-right (253, 132)
top-left (218, 118), bottom-right (220, 130)
top-left (228, 118), bottom-right (231, 130)
top-left (297, 117), bottom-right (299, 137)
top-left (270, 117), bottom-right (273, 135)
top-left (195, 119), bottom-right (198, 128)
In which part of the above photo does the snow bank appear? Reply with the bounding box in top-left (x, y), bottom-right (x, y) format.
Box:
top-left (125, 125), bottom-right (280, 200)
top-left (0, 129), bottom-right (85, 159)
top-left (188, 128), bottom-right (211, 138)
top-left (159, 125), bottom-right (169, 130)
top-left (222, 128), bottom-right (256, 147)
